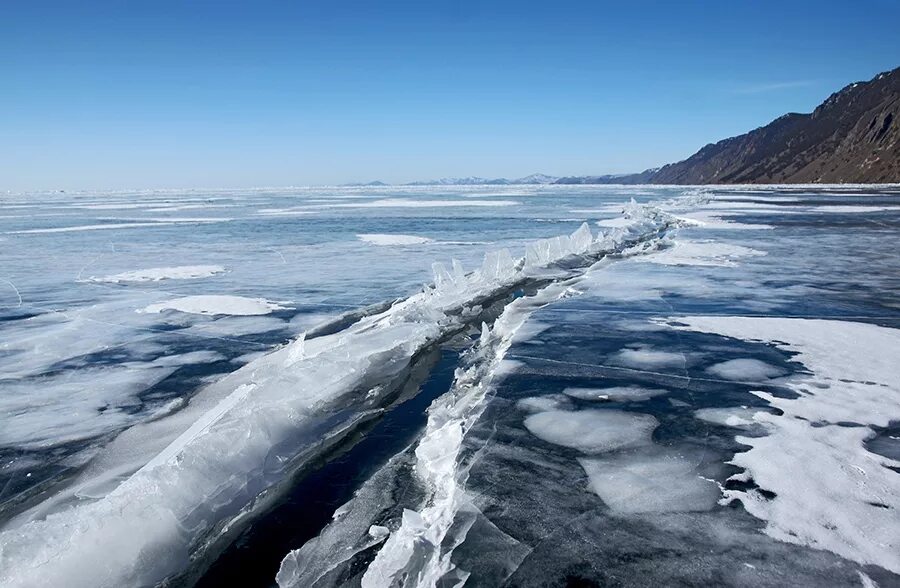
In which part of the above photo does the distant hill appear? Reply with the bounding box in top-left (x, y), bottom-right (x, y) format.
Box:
top-left (647, 67), bottom-right (900, 184)
top-left (554, 169), bottom-right (659, 185)
top-left (405, 173), bottom-right (559, 186)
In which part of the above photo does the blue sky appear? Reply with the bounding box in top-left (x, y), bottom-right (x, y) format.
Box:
top-left (2, 1), bottom-right (899, 190)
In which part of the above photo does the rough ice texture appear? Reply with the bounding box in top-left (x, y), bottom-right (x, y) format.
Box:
top-left (578, 446), bottom-right (721, 514)
top-left (563, 386), bottom-right (667, 402)
top-left (356, 233), bottom-right (433, 246)
top-left (705, 358), bottom-right (786, 381)
top-left (138, 295), bottom-right (289, 316)
top-left (524, 410), bottom-right (658, 454)
top-left (0, 351), bottom-right (224, 448)
top-left (358, 280), bottom-right (576, 588)
top-left (84, 265), bottom-right (226, 283)
top-left (668, 316), bottom-right (900, 573)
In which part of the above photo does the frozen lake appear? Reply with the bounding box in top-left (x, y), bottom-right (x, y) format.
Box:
top-left (1, 185), bottom-right (899, 587)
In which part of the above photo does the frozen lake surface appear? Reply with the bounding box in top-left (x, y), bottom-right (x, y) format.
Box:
top-left (1, 185), bottom-right (899, 587)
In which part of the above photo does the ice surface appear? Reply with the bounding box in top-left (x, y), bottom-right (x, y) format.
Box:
top-left (138, 295), bottom-right (289, 316)
top-left (524, 409), bottom-right (658, 453)
top-left (705, 358), bottom-right (786, 381)
top-left (324, 198), bottom-right (520, 208)
top-left (357, 234), bottom-right (433, 246)
top-left (0, 206), bottom-right (675, 588)
top-left (563, 386), bottom-right (668, 402)
top-left (667, 316), bottom-right (900, 573)
top-left (83, 265), bottom-right (226, 283)
top-left (578, 446), bottom-right (721, 514)
top-left (631, 239), bottom-right (766, 267)
top-left (5, 222), bottom-right (202, 234)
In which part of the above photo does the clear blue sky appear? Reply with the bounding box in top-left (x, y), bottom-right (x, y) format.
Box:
top-left (2, 0), bottom-right (898, 190)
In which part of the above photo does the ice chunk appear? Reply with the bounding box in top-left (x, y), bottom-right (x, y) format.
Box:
top-left (523, 409), bottom-right (658, 453)
top-left (368, 525), bottom-right (390, 539)
top-left (578, 446), bottom-right (721, 513)
top-left (139, 295), bottom-right (289, 316)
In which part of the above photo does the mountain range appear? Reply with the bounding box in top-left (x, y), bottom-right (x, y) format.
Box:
top-left (366, 67), bottom-right (898, 186)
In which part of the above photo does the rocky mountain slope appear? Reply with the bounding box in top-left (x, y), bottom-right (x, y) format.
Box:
top-left (649, 67), bottom-right (899, 184)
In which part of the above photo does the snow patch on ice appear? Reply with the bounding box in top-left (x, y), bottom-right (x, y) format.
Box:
top-left (675, 211), bottom-right (773, 230)
top-left (578, 446), bottom-right (721, 513)
top-left (326, 198), bottom-right (520, 209)
top-left (706, 358), bottom-right (786, 381)
top-left (634, 239), bottom-right (766, 267)
top-left (138, 295), bottom-right (289, 316)
top-left (563, 386), bottom-right (668, 402)
top-left (516, 394), bottom-right (572, 413)
top-left (357, 233), bottom-right (434, 246)
top-left (84, 265), bottom-right (226, 283)
top-left (524, 409), bottom-right (658, 453)
top-left (610, 346), bottom-right (686, 370)
top-left (666, 316), bottom-right (900, 573)
top-left (694, 406), bottom-right (769, 430)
